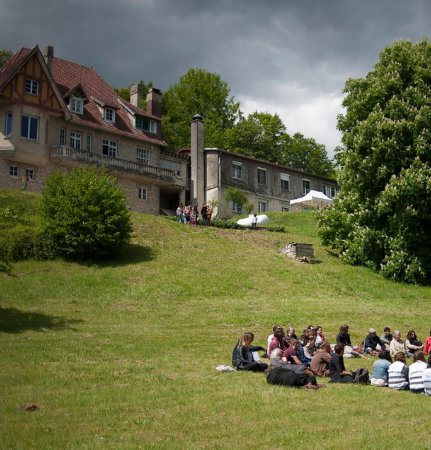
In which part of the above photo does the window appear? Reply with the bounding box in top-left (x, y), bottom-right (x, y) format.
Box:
top-left (105, 108), bottom-right (115, 123)
top-left (303, 179), bottom-right (311, 195)
top-left (258, 201), bottom-right (267, 213)
top-left (281, 205), bottom-right (290, 212)
top-left (232, 162), bottom-right (243, 180)
top-left (257, 168), bottom-right (267, 186)
top-left (60, 128), bottom-right (65, 146)
top-left (103, 139), bottom-right (117, 157)
top-left (232, 201), bottom-right (242, 213)
top-left (281, 173), bottom-right (290, 190)
top-left (324, 185), bottom-right (339, 199)
top-left (135, 116), bottom-right (157, 133)
top-left (70, 132), bottom-right (82, 150)
top-left (137, 147), bottom-right (150, 165)
top-left (25, 79), bottom-right (39, 95)
top-left (138, 188), bottom-right (147, 200)
top-left (26, 168), bottom-right (34, 180)
top-left (10, 166), bottom-right (19, 177)
top-left (70, 97), bottom-right (84, 114)
top-left (87, 134), bottom-right (92, 151)
top-left (21, 115), bottom-right (39, 141)
top-left (5, 112), bottom-right (12, 137)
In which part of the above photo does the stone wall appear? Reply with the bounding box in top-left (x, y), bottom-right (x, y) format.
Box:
top-left (280, 243), bottom-right (315, 258)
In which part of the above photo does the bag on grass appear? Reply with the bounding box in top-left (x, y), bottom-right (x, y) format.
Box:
top-left (351, 368), bottom-right (370, 384)
top-left (215, 365), bottom-right (235, 372)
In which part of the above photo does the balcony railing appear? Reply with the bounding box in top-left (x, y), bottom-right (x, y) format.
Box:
top-left (51, 146), bottom-right (177, 182)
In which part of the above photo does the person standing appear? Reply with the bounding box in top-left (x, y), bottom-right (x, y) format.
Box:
top-left (200, 204), bottom-right (207, 226)
top-left (251, 214), bottom-right (258, 230)
top-left (206, 205), bottom-right (212, 226)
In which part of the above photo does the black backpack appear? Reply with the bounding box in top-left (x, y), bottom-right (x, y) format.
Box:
top-left (351, 368), bottom-right (370, 384)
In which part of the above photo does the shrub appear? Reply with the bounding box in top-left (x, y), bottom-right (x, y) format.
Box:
top-left (39, 167), bottom-right (132, 259)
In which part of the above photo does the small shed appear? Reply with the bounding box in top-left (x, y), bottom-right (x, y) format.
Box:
top-left (290, 190), bottom-right (332, 211)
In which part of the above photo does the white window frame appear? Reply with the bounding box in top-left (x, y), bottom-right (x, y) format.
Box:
top-left (281, 205), bottom-right (290, 212)
top-left (6, 112), bottom-right (12, 137)
top-left (303, 179), bottom-right (311, 195)
top-left (105, 108), bottom-right (115, 123)
top-left (258, 201), bottom-right (267, 213)
top-left (25, 79), bottom-right (39, 95)
top-left (136, 116), bottom-right (157, 133)
top-left (324, 184), bottom-right (339, 199)
top-left (26, 168), bottom-right (35, 180)
top-left (232, 162), bottom-right (243, 180)
top-left (281, 173), bottom-right (290, 190)
top-left (87, 134), bottom-right (92, 151)
top-left (103, 139), bottom-right (117, 157)
top-left (10, 166), bottom-right (19, 178)
top-left (138, 188), bottom-right (147, 201)
top-left (60, 128), bottom-right (65, 146)
top-left (70, 97), bottom-right (84, 114)
top-left (232, 201), bottom-right (242, 213)
top-left (257, 167), bottom-right (267, 186)
top-left (70, 131), bottom-right (82, 150)
top-left (137, 147), bottom-right (150, 165)
top-left (21, 115), bottom-right (39, 141)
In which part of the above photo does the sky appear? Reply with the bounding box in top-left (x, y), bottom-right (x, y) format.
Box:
top-left (2, 0), bottom-right (431, 158)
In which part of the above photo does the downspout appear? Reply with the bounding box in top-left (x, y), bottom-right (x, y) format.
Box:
top-left (218, 151), bottom-right (222, 219)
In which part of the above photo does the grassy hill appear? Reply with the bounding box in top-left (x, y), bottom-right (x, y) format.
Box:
top-left (1, 189), bottom-right (431, 449)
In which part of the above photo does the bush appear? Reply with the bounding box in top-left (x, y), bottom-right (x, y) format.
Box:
top-left (39, 167), bottom-right (132, 260)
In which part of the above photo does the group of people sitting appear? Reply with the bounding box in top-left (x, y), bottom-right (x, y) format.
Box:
top-left (176, 202), bottom-right (212, 227)
top-left (231, 324), bottom-right (431, 394)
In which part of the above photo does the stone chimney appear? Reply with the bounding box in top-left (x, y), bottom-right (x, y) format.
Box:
top-left (146, 88), bottom-right (162, 118)
top-left (190, 114), bottom-right (205, 207)
top-left (129, 83), bottom-right (142, 107)
top-left (42, 45), bottom-right (53, 72)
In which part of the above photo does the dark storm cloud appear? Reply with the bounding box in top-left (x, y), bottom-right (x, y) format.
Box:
top-left (2, 0), bottom-right (431, 154)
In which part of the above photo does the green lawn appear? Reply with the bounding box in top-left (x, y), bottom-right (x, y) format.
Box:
top-left (1, 191), bottom-right (431, 449)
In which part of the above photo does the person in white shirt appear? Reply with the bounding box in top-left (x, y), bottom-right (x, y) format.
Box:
top-left (409, 351), bottom-right (427, 394)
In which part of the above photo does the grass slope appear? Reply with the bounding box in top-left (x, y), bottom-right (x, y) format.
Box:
top-left (1, 190), bottom-right (431, 449)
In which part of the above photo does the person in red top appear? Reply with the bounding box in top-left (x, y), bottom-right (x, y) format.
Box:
top-left (268, 328), bottom-right (290, 357)
top-left (425, 331), bottom-right (431, 355)
top-left (200, 204), bottom-right (208, 226)
top-left (282, 339), bottom-right (303, 365)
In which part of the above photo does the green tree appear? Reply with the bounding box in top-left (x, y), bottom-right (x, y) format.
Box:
top-left (162, 68), bottom-right (241, 150)
top-left (224, 187), bottom-right (248, 214)
top-left (225, 111), bottom-right (285, 162)
top-left (281, 132), bottom-right (335, 178)
top-left (40, 167), bottom-right (132, 260)
top-left (114, 80), bottom-right (153, 110)
top-left (0, 49), bottom-right (13, 69)
top-left (316, 38), bottom-right (431, 284)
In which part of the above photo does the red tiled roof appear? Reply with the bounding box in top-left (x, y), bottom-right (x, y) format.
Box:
top-left (50, 56), bottom-right (166, 146)
top-left (0, 47), bottom-right (32, 91)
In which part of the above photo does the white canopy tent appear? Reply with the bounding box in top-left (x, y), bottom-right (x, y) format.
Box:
top-left (290, 190), bottom-right (333, 211)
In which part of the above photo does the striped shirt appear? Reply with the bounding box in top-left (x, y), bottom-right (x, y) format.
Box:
top-left (388, 361), bottom-right (409, 390)
top-left (409, 361), bottom-right (427, 391)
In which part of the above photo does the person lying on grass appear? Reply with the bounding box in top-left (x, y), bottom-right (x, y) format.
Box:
top-left (235, 333), bottom-right (268, 372)
top-left (266, 365), bottom-right (317, 390)
top-left (232, 332), bottom-right (266, 366)
top-left (329, 343), bottom-right (355, 384)
top-left (310, 342), bottom-right (332, 377)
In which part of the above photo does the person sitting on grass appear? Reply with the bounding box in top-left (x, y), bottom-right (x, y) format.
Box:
top-left (232, 332), bottom-right (266, 366)
top-left (422, 355), bottom-right (431, 396)
top-left (310, 342), bottom-right (332, 377)
top-left (329, 343), bottom-right (355, 383)
top-left (268, 328), bottom-right (290, 358)
top-left (298, 335), bottom-right (313, 366)
top-left (281, 339), bottom-right (309, 372)
top-left (364, 328), bottom-right (382, 356)
top-left (388, 352), bottom-right (409, 390)
top-left (285, 326), bottom-right (298, 342)
top-left (380, 327), bottom-right (393, 350)
top-left (235, 333), bottom-right (268, 372)
top-left (425, 331), bottom-right (431, 355)
top-left (266, 365), bottom-right (318, 390)
top-left (267, 324), bottom-right (282, 349)
top-left (314, 326), bottom-right (325, 349)
top-left (390, 331), bottom-right (406, 357)
top-left (336, 325), bottom-right (352, 346)
top-left (406, 330), bottom-right (424, 358)
top-left (269, 348), bottom-right (308, 374)
top-left (371, 349), bottom-right (392, 387)
top-left (409, 351), bottom-right (427, 394)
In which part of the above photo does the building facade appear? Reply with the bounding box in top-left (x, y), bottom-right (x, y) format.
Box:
top-left (0, 45), bottom-right (188, 214)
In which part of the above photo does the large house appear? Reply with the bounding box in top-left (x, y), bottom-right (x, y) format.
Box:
top-left (0, 45), bottom-right (338, 218)
top-left (0, 45), bottom-right (188, 214)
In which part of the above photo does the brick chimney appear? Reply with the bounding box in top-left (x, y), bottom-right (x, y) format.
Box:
top-left (129, 83), bottom-right (142, 108)
top-left (42, 45), bottom-right (53, 72)
top-left (146, 88), bottom-right (162, 118)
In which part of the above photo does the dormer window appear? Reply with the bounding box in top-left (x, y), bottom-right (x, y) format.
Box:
top-left (70, 97), bottom-right (84, 114)
top-left (135, 116), bottom-right (156, 134)
top-left (105, 108), bottom-right (115, 123)
top-left (25, 79), bottom-right (39, 95)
